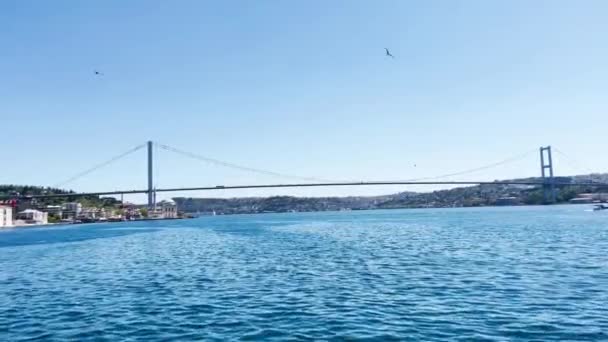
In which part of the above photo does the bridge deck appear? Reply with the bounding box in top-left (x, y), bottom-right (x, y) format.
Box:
top-left (1, 180), bottom-right (606, 200)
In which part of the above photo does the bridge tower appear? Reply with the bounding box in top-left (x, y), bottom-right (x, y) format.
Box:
top-left (147, 140), bottom-right (154, 209)
top-left (540, 146), bottom-right (556, 203)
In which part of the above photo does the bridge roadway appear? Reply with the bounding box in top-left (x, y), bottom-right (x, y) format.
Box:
top-left (1, 180), bottom-right (607, 200)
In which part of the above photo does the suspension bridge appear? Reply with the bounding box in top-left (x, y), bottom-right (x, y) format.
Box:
top-left (1, 141), bottom-right (605, 206)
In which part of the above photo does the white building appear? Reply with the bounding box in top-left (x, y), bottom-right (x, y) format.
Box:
top-left (17, 209), bottom-right (48, 225)
top-left (79, 207), bottom-right (107, 220)
top-left (0, 205), bottom-right (13, 228)
top-left (152, 200), bottom-right (178, 218)
top-left (62, 202), bottom-right (82, 219)
top-left (162, 200), bottom-right (178, 218)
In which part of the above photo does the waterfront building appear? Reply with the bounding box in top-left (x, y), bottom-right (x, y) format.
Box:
top-left (161, 200), bottom-right (178, 218)
top-left (45, 205), bottom-right (63, 217)
top-left (79, 207), bottom-right (107, 220)
top-left (62, 202), bottom-right (82, 219)
top-left (0, 205), bottom-right (13, 227)
top-left (123, 206), bottom-right (142, 220)
top-left (569, 197), bottom-right (594, 204)
top-left (151, 200), bottom-right (178, 218)
top-left (568, 193), bottom-right (608, 204)
top-left (16, 209), bottom-right (48, 225)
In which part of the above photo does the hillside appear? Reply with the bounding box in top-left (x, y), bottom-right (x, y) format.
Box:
top-left (172, 194), bottom-right (401, 214)
top-left (0, 185), bottom-right (120, 208)
top-left (174, 174), bottom-right (608, 214)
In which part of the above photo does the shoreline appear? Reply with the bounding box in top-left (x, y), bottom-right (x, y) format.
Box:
top-left (2, 204), bottom-right (600, 228)
top-left (184, 202), bottom-right (599, 217)
top-left (2, 216), bottom-right (190, 229)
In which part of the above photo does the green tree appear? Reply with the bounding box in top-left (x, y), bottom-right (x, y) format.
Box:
top-left (557, 187), bottom-right (579, 202)
top-left (48, 213), bottom-right (61, 223)
top-left (523, 190), bottom-right (544, 205)
top-left (140, 208), bottom-right (148, 217)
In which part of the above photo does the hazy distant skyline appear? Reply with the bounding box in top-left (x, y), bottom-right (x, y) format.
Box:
top-left (2, 0), bottom-right (607, 201)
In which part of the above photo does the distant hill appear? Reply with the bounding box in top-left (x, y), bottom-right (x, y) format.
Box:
top-left (0, 185), bottom-right (120, 208)
top-left (174, 174), bottom-right (608, 214)
top-left (173, 194), bottom-right (399, 215)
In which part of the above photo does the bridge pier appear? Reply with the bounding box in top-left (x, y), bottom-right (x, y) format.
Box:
top-left (540, 146), bottom-right (556, 204)
top-left (147, 141), bottom-right (154, 209)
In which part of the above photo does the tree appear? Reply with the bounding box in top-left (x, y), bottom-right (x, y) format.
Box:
top-left (140, 208), bottom-right (148, 217)
top-left (557, 187), bottom-right (578, 202)
top-left (523, 190), bottom-right (544, 205)
top-left (48, 213), bottom-right (61, 223)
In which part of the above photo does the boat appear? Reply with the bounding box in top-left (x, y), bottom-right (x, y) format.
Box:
top-left (593, 204), bottom-right (608, 211)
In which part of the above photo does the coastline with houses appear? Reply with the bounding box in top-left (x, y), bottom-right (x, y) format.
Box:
top-left (0, 199), bottom-right (181, 228)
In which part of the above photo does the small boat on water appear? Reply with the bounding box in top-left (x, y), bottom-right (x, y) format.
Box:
top-left (593, 204), bottom-right (608, 211)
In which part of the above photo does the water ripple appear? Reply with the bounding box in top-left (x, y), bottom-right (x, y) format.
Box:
top-left (1, 206), bottom-right (607, 340)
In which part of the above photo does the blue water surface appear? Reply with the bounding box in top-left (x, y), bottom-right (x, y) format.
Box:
top-left (1, 206), bottom-right (607, 341)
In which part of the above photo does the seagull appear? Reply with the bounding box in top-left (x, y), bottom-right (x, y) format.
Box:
top-left (384, 48), bottom-right (394, 58)
top-left (94, 70), bottom-right (104, 76)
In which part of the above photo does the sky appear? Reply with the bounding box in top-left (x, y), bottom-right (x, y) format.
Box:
top-left (1, 0), bottom-right (607, 202)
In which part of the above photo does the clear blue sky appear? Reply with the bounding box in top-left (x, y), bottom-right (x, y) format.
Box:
top-left (1, 0), bottom-right (607, 201)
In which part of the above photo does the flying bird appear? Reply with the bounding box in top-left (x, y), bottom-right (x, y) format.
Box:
top-left (94, 70), bottom-right (104, 76)
top-left (384, 48), bottom-right (394, 58)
